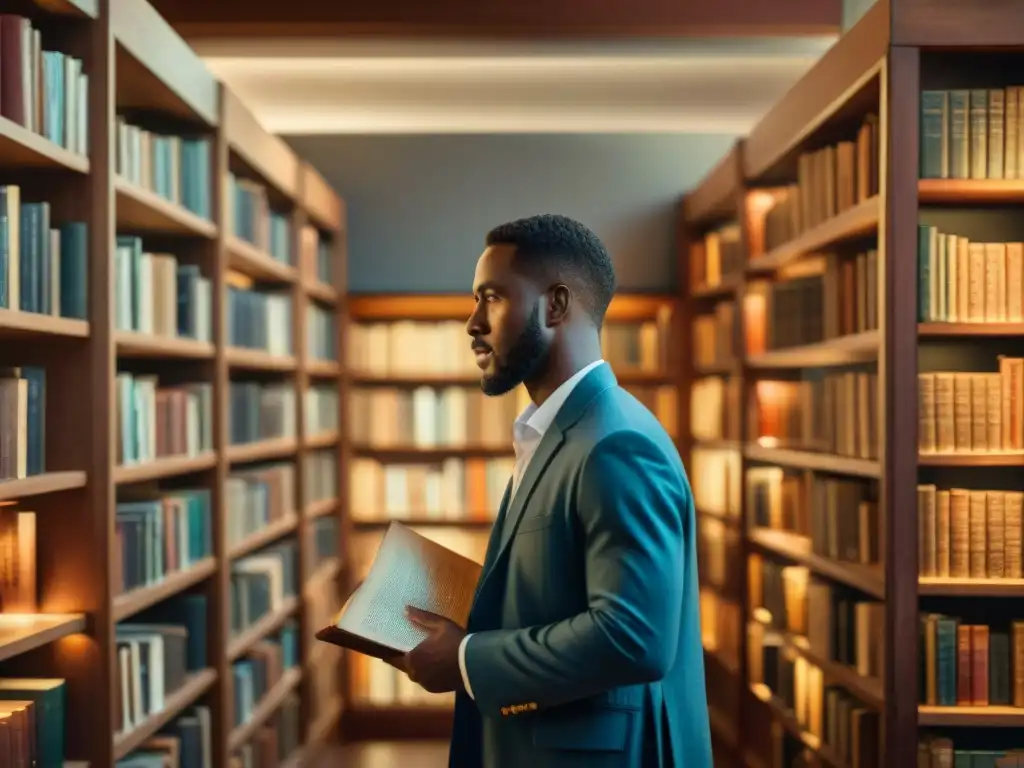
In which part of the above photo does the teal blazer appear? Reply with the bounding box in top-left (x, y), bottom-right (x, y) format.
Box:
top-left (448, 363), bottom-right (712, 767)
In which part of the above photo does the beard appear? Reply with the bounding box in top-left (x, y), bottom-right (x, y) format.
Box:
top-left (480, 303), bottom-right (550, 396)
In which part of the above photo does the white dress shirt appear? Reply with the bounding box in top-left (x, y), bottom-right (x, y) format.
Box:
top-left (458, 359), bottom-right (607, 699)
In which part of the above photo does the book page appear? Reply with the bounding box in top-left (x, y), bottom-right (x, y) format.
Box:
top-left (336, 522), bottom-right (483, 653)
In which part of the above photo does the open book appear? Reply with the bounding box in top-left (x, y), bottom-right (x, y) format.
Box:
top-left (316, 522), bottom-right (483, 660)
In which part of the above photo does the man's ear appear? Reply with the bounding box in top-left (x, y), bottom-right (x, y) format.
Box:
top-left (546, 284), bottom-right (571, 326)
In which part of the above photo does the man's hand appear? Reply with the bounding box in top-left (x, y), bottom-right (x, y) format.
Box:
top-left (386, 606), bottom-right (467, 694)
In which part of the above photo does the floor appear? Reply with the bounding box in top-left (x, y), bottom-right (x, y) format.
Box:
top-left (308, 741), bottom-right (450, 767)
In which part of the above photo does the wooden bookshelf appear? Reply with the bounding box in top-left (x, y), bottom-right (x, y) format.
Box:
top-left (0, 0), bottom-right (346, 766)
top-left (343, 291), bottom-right (679, 738)
top-left (681, 1), bottom-right (1024, 765)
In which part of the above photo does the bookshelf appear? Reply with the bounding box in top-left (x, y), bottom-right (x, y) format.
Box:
top-left (0, 1), bottom-right (345, 766)
top-left (342, 291), bottom-right (679, 739)
top-left (681, 1), bottom-right (1024, 766)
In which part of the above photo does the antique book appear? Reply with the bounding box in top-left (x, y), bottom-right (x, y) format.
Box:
top-left (316, 522), bottom-right (483, 660)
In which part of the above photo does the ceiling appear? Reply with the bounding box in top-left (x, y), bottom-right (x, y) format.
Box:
top-left (196, 37), bottom-right (838, 134)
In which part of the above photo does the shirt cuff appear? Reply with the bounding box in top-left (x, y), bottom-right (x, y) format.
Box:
top-left (458, 633), bottom-right (475, 699)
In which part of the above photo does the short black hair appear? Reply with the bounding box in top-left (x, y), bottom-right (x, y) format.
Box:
top-left (485, 214), bottom-right (616, 326)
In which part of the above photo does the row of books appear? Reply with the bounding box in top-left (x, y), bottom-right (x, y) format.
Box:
top-left (115, 118), bottom-right (212, 220)
top-left (228, 381), bottom-right (296, 447)
top-left (748, 468), bottom-right (881, 567)
top-left (113, 489), bottom-right (213, 596)
top-left (758, 112), bottom-right (880, 251)
top-left (750, 371), bottom-right (879, 462)
top-left (1, 14), bottom-right (89, 156)
top-left (919, 615), bottom-right (1024, 708)
top-left (226, 174), bottom-right (292, 264)
top-left (231, 627), bottom-right (299, 727)
top-left (918, 226), bottom-right (1024, 324)
top-left (689, 222), bottom-right (743, 292)
top-left (305, 450), bottom-right (338, 508)
top-left (744, 249), bottom-right (879, 351)
top-left (752, 558), bottom-right (885, 681)
top-left (226, 279), bottom-right (292, 356)
top-left (114, 235), bottom-right (213, 343)
top-left (0, 189), bottom-right (88, 319)
top-left (307, 303), bottom-right (338, 362)
top-left (229, 540), bottom-right (298, 641)
top-left (918, 360), bottom-right (1024, 455)
top-left (305, 386), bottom-right (338, 437)
top-left (918, 485), bottom-right (1024, 580)
top-left (115, 375), bottom-right (214, 466)
top-left (348, 383), bottom-right (677, 449)
top-left (920, 88), bottom-right (1024, 181)
top-left (349, 456), bottom-right (512, 522)
top-left (749, 627), bottom-right (880, 768)
top-left (348, 318), bottom-right (671, 376)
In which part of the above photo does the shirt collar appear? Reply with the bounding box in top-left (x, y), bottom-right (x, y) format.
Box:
top-left (514, 359), bottom-right (606, 442)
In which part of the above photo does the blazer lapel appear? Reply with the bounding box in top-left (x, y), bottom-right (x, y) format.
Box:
top-left (470, 363), bottom-right (620, 611)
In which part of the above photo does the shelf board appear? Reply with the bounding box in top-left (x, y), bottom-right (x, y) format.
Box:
top-left (744, 444), bottom-right (881, 479)
top-left (305, 497), bottom-right (338, 519)
top-left (352, 517), bottom-right (495, 529)
top-left (228, 514), bottom-right (299, 561)
top-left (304, 431), bottom-right (339, 449)
top-left (226, 236), bottom-right (297, 283)
top-left (225, 347), bottom-right (297, 372)
top-left (226, 437), bottom-right (298, 465)
top-left (0, 116), bottom-right (89, 173)
top-left (919, 577), bottom-right (1024, 597)
top-left (354, 445), bottom-right (513, 461)
top-left (113, 668), bottom-right (217, 759)
top-left (349, 293), bottom-right (673, 323)
top-left (919, 178), bottom-right (1024, 204)
top-left (113, 452), bottom-right (217, 485)
top-left (0, 613), bottom-right (86, 662)
top-left (306, 359), bottom-right (341, 378)
top-left (918, 705), bottom-right (1024, 727)
top-left (304, 281), bottom-right (339, 305)
top-left (0, 471), bottom-right (86, 501)
top-left (691, 276), bottom-right (741, 301)
top-left (694, 360), bottom-right (740, 377)
top-left (115, 331), bottom-right (215, 359)
top-left (227, 667), bottom-right (303, 751)
top-left (32, 0), bottom-right (97, 17)
top-left (919, 321), bottom-right (1024, 337)
top-left (746, 196), bottom-right (879, 275)
top-left (746, 330), bottom-right (880, 369)
top-left (227, 596), bottom-right (300, 661)
top-left (748, 528), bottom-right (885, 598)
top-left (113, 557), bottom-right (217, 622)
top-left (919, 452), bottom-right (1024, 467)
top-left (0, 308), bottom-right (88, 340)
top-left (114, 177), bottom-right (217, 238)
top-left (349, 368), bottom-right (673, 388)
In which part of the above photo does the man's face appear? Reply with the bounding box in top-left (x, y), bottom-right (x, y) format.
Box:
top-left (466, 245), bottom-right (551, 396)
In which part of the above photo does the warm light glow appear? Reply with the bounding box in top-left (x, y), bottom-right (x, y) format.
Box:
top-left (194, 38), bottom-right (838, 134)
top-left (746, 190), bottom-right (778, 218)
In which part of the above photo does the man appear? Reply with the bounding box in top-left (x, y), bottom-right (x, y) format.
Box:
top-left (393, 214), bottom-right (711, 767)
